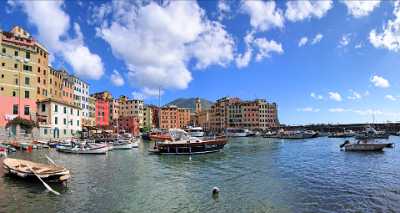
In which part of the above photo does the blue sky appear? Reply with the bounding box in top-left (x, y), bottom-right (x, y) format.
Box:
top-left (2, 0), bottom-right (400, 124)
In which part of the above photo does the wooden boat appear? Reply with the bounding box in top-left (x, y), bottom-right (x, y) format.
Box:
top-left (56, 144), bottom-right (108, 154)
top-left (149, 129), bottom-right (227, 155)
top-left (2, 158), bottom-right (70, 183)
top-left (340, 140), bottom-right (391, 151)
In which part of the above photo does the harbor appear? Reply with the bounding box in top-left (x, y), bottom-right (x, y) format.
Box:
top-left (1, 136), bottom-right (400, 212)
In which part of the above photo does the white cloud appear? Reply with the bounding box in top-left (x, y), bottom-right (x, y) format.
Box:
top-left (369, 1), bottom-right (400, 52)
top-left (235, 48), bottom-right (252, 68)
top-left (342, 0), bottom-right (381, 18)
top-left (253, 37), bottom-right (283, 61)
top-left (328, 92), bottom-right (342, 101)
top-left (310, 92), bottom-right (324, 100)
top-left (97, 1), bottom-right (235, 91)
top-left (132, 88), bottom-right (164, 100)
top-left (370, 75), bottom-right (390, 88)
top-left (110, 70), bottom-right (124, 87)
top-left (298, 37), bottom-right (308, 47)
top-left (241, 0), bottom-right (284, 31)
top-left (329, 108), bottom-right (347, 112)
top-left (285, 0), bottom-right (333, 22)
top-left (347, 90), bottom-right (362, 100)
top-left (338, 33), bottom-right (351, 47)
top-left (297, 107), bottom-right (320, 112)
top-left (355, 42), bottom-right (363, 49)
top-left (217, 0), bottom-right (231, 21)
top-left (311, 33), bottom-right (323, 45)
top-left (385, 94), bottom-right (396, 101)
top-left (14, 1), bottom-right (104, 80)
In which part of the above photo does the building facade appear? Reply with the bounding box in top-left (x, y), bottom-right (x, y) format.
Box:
top-left (0, 26), bottom-right (39, 127)
top-left (116, 116), bottom-right (140, 136)
top-left (160, 105), bottom-right (191, 129)
top-left (92, 91), bottom-right (112, 127)
top-left (143, 106), bottom-right (153, 130)
top-left (118, 96), bottom-right (144, 128)
top-left (36, 98), bottom-right (82, 139)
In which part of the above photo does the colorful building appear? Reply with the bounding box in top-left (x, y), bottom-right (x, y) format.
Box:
top-left (160, 105), bottom-right (191, 129)
top-left (143, 105), bottom-right (153, 130)
top-left (92, 91), bottom-right (112, 127)
top-left (117, 96), bottom-right (144, 128)
top-left (0, 26), bottom-right (39, 127)
top-left (36, 98), bottom-right (82, 139)
top-left (116, 116), bottom-right (140, 136)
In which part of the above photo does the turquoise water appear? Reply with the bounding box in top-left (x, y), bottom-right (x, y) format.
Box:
top-left (1, 137), bottom-right (400, 212)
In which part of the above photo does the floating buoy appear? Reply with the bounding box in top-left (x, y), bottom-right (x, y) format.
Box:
top-left (212, 187), bottom-right (220, 195)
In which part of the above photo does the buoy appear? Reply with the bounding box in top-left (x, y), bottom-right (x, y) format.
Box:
top-left (212, 187), bottom-right (220, 195)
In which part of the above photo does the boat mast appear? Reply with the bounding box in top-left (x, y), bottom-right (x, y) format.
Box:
top-left (158, 87), bottom-right (161, 129)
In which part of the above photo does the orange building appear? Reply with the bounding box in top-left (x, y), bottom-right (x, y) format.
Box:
top-left (160, 105), bottom-right (191, 129)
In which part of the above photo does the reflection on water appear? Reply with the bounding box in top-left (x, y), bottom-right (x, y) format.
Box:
top-left (1, 137), bottom-right (400, 212)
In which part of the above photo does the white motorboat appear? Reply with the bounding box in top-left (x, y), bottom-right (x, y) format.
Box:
top-left (187, 126), bottom-right (205, 137)
top-left (56, 143), bottom-right (108, 154)
top-left (340, 140), bottom-right (393, 151)
top-left (225, 128), bottom-right (250, 137)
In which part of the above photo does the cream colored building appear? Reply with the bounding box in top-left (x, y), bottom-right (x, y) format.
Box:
top-left (118, 96), bottom-right (144, 128)
top-left (143, 106), bottom-right (153, 130)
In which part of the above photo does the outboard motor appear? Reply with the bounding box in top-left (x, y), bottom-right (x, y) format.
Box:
top-left (340, 140), bottom-right (350, 148)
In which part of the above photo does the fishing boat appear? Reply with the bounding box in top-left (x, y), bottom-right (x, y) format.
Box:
top-left (355, 126), bottom-right (389, 140)
top-left (2, 158), bottom-right (70, 183)
top-left (149, 132), bottom-right (172, 141)
top-left (187, 126), bottom-right (205, 137)
top-left (340, 140), bottom-right (392, 151)
top-left (149, 129), bottom-right (227, 155)
top-left (278, 130), bottom-right (316, 139)
top-left (56, 143), bottom-right (108, 154)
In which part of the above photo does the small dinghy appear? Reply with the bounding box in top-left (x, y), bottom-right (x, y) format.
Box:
top-left (340, 140), bottom-right (391, 151)
top-left (2, 158), bottom-right (70, 183)
top-left (56, 143), bottom-right (108, 154)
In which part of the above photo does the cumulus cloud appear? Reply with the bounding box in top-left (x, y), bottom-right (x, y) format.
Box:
top-left (310, 92), bottom-right (324, 100)
top-left (110, 70), bottom-right (124, 87)
top-left (96, 1), bottom-right (235, 92)
top-left (371, 75), bottom-right (390, 88)
top-left (347, 90), bottom-right (362, 100)
top-left (12, 1), bottom-right (104, 80)
top-left (217, 0), bottom-right (231, 21)
top-left (342, 0), bottom-right (381, 18)
top-left (385, 94), bottom-right (396, 101)
top-left (338, 33), bottom-right (351, 48)
top-left (253, 37), bottom-right (283, 61)
top-left (298, 37), bottom-right (308, 47)
top-left (329, 92), bottom-right (342, 101)
top-left (285, 0), bottom-right (333, 22)
top-left (132, 88), bottom-right (164, 100)
top-left (311, 33), bottom-right (323, 45)
top-left (369, 1), bottom-right (400, 52)
top-left (241, 0), bottom-right (284, 31)
top-left (297, 107), bottom-right (320, 112)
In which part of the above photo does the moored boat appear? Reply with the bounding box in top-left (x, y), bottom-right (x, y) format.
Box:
top-left (187, 126), bottom-right (205, 137)
top-left (149, 129), bottom-right (227, 155)
top-left (2, 158), bottom-right (70, 183)
top-left (56, 143), bottom-right (108, 154)
top-left (225, 128), bottom-right (251, 137)
top-left (340, 140), bottom-right (392, 151)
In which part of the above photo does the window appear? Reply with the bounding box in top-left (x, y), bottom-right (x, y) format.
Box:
top-left (23, 65), bottom-right (32, 71)
top-left (78, 110), bottom-right (80, 116)
top-left (13, 104), bottom-right (18, 115)
top-left (38, 67), bottom-right (40, 73)
top-left (63, 129), bottom-right (67, 135)
top-left (24, 91), bottom-right (29, 99)
top-left (0, 87), bottom-right (3, 91)
top-left (63, 118), bottom-right (66, 125)
top-left (24, 105), bottom-right (30, 115)
top-left (44, 129), bottom-right (48, 135)
top-left (55, 105), bottom-right (58, 112)
top-left (41, 104), bottom-right (46, 112)
top-left (25, 77), bottom-right (30, 85)
top-left (26, 52), bottom-right (30, 59)
top-left (1, 74), bottom-right (3, 78)
top-left (43, 70), bottom-right (46, 75)
top-left (14, 51), bottom-right (18, 56)
top-left (1, 48), bottom-right (5, 54)
top-left (70, 108), bottom-right (73, 115)
top-left (55, 117), bottom-right (58, 124)
top-left (14, 64), bottom-right (17, 69)
top-left (37, 77), bottom-right (40, 83)
top-left (15, 79), bottom-right (18, 85)
top-left (12, 91), bottom-right (16, 97)
top-left (77, 120), bottom-right (80, 126)
top-left (64, 107), bottom-right (67, 114)
top-left (1, 63), bottom-right (4, 67)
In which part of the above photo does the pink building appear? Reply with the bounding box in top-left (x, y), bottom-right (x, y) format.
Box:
top-left (0, 97), bottom-right (37, 127)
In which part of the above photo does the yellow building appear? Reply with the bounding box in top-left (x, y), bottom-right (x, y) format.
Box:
top-left (0, 26), bottom-right (39, 127)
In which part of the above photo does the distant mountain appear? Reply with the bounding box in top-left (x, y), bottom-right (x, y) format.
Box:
top-left (164, 98), bottom-right (213, 112)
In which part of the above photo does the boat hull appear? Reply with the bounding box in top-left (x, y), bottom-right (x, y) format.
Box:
top-left (150, 138), bottom-right (227, 155)
top-left (56, 145), bottom-right (108, 154)
top-left (344, 143), bottom-right (389, 151)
